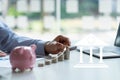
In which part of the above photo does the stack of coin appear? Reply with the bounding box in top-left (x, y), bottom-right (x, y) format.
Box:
top-left (64, 48), bottom-right (70, 60)
top-left (52, 57), bottom-right (58, 63)
top-left (58, 53), bottom-right (64, 61)
top-left (45, 59), bottom-right (52, 65)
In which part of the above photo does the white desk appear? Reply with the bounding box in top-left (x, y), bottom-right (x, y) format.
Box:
top-left (0, 50), bottom-right (120, 80)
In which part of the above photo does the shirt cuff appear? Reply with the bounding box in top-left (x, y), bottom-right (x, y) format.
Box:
top-left (35, 40), bottom-right (47, 58)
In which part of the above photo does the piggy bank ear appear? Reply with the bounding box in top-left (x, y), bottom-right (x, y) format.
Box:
top-left (30, 44), bottom-right (37, 51)
top-left (13, 47), bottom-right (24, 55)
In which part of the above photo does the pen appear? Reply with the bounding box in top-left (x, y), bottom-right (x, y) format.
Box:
top-left (69, 46), bottom-right (77, 51)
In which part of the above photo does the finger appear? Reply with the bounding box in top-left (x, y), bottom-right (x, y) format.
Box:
top-left (51, 42), bottom-right (65, 54)
top-left (55, 36), bottom-right (71, 46)
top-left (0, 52), bottom-right (7, 57)
top-left (59, 38), bottom-right (71, 46)
top-left (48, 41), bottom-right (64, 54)
top-left (56, 43), bottom-right (65, 52)
top-left (53, 35), bottom-right (67, 42)
top-left (63, 38), bottom-right (71, 46)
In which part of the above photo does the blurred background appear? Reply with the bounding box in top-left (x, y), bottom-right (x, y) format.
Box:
top-left (0, 0), bottom-right (120, 43)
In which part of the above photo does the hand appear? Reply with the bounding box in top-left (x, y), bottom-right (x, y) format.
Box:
top-left (0, 51), bottom-right (7, 57)
top-left (44, 41), bottom-right (65, 54)
top-left (53, 35), bottom-right (71, 46)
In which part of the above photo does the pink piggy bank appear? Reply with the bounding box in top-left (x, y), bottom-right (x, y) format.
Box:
top-left (10, 44), bottom-right (36, 72)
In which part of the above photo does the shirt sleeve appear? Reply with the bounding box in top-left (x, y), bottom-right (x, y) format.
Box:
top-left (13, 38), bottom-right (47, 57)
top-left (0, 21), bottom-right (47, 58)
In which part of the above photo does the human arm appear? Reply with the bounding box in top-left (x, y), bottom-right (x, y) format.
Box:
top-left (0, 21), bottom-right (47, 57)
top-left (0, 21), bottom-right (71, 57)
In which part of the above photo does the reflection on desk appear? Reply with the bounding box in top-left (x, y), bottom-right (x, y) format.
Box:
top-left (0, 51), bottom-right (120, 80)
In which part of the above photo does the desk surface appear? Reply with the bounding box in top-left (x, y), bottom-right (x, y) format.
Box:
top-left (0, 50), bottom-right (120, 80)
